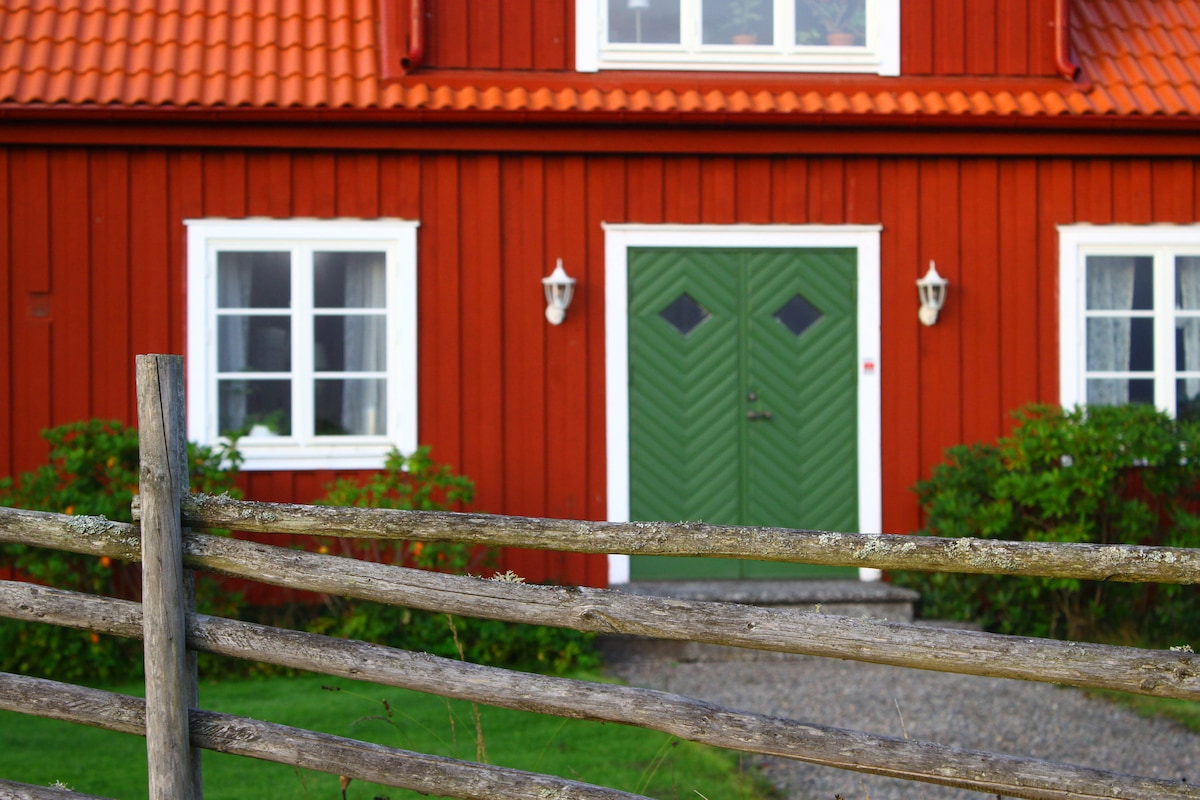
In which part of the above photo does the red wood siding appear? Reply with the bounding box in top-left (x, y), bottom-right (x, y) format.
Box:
top-left (416, 0), bottom-right (1059, 77)
top-left (902, 0), bottom-right (1060, 76)
top-left (3, 145), bottom-right (1196, 585)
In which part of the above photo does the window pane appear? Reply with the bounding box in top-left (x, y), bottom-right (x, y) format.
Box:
top-left (219, 379), bottom-right (291, 436)
top-left (796, 0), bottom-right (865, 45)
top-left (1177, 318), bottom-right (1200, 372)
top-left (218, 316), bottom-right (291, 372)
top-left (1085, 256), bottom-right (1152, 310)
top-left (314, 252), bottom-right (387, 309)
top-left (704, 0), bottom-right (773, 44)
top-left (1087, 378), bottom-right (1153, 407)
top-left (608, 0), bottom-right (681, 43)
top-left (1176, 257), bottom-right (1200, 309)
top-left (315, 379), bottom-right (386, 435)
top-left (1179, 379), bottom-right (1200, 419)
top-left (314, 316), bottom-right (386, 372)
top-left (1086, 318), bottom-right (1153, 372)
top-left (218, 252), bottom-right (290, 308)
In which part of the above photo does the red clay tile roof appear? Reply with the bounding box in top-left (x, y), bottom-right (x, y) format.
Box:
top-left (1, 0), bottom-right (1198, 123)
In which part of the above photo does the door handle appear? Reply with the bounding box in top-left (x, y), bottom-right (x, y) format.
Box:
top-left (746, 410), bottom-right (773, 421)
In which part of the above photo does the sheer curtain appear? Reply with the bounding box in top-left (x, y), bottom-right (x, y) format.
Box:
top-left (1178, 258), bottom-right (1200, 409)
top-left (341, 253), bottom-right (387, 435)
top-left (217, 254), bottom-right (254, 430)
top-left (1086, 257), bottom-right (1137, 405)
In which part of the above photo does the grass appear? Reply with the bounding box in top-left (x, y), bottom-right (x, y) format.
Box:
top-left (0, 671), bottom-right (776, 799)
top-left (1087, 689), bottom-right (1200, 735)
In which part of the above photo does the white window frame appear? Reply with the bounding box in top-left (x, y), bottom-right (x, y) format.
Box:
top-left (186, 219), bottom-right (419, 471)
top-left (576, 0), bottom-right (900, 75)
top-left (603, 224), bottom-right (882, 584)
top-left (1059, 224), bottom-right (1200, 415)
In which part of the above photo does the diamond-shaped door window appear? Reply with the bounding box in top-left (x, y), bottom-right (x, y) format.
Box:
top-left (775, 293), bottom-right (823, 337)
top-left (660, 293), bottom-right (710, 336)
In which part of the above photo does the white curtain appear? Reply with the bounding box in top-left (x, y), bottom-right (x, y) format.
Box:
top-left (341, 253), bottom-right (387, 435)
top-left (1085, 257), bottom-right (1137, 405)
top-left (1178, 258), bottom-right (1200, 410)
top-left (217, 255), bottom-right (254, 430)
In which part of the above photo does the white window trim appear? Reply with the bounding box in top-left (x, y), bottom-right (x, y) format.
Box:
top-left (1059, 224), bottom-right (1200, 414)
top-left (576, 0), bottom-right (899, 75)
top-left (603, 224), bottom-right (883, 584)
top-left (186, 218), bottom-right (419, 471)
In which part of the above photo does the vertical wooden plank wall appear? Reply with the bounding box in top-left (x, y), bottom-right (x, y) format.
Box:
top-left (879, 158), bottom-right (922, 537)
top-left (9, 150), bottom-right (52, 475)
top-left (0, 149), bottom-right (9, 539)
top-left (2, 146), bottom-right (1198, 585)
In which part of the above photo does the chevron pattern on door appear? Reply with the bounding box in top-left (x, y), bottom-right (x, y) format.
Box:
top-left (628, 247), bottom-right (858, 580)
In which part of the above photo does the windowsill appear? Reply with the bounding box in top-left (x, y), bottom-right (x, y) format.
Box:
top-left (227, 441), bottom-right (399, 472)
top-left (592, 47), bottom-right (891, 75)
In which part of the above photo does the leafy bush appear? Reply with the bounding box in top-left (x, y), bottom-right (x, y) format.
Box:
top-left (0, 419), bottom-right (242, 682)
top-left (316, 445), bottom-right (482, 572)
top-left (311, 446), bottom-right (598, 674)
top-left (1, 430), bottom-right (598, 680)
top-left (892, 404), bottom-right (1200, 644)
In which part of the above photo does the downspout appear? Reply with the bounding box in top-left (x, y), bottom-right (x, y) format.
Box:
top-left (400, 0), bottom-right (426, 73)
top-left (1055, 0), bottom-right (1081, 82)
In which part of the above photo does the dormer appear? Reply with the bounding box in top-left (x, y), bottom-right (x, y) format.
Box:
top-left (383, 0), bottom-right (1073, 81)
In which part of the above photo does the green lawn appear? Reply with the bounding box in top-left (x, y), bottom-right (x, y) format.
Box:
top-left (0, 672), bottom-right (774, 799)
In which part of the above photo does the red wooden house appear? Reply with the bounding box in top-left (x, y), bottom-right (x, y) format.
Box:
top-left (1, 0), bottom-right (1198, 588)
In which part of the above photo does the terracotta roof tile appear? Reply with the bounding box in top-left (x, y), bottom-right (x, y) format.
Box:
top-left (1, 0), bottom-right (1199, 124)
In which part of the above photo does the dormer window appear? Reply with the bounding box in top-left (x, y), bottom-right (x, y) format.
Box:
top-left (576, 0), bottom-right (900, 75)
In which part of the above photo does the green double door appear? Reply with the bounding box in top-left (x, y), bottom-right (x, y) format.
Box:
top-left (628, 247), bottom-right (858, 580)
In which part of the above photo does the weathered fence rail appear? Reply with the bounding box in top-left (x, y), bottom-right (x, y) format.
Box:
top-left (0, 353), bottom-right (1198, 800)
top-left (4, 517), bottom-right (1199, 701)
top-left (176, 493), bottom-right (1200, 583)
top-left (2, 578), bottom-right (1197, 800)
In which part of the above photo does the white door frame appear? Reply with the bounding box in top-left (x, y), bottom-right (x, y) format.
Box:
top-left (604, 224), bottom-right (883, 584)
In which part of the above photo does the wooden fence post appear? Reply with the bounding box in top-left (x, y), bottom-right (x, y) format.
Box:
top-left (136, 354), bottom-right (200, 800)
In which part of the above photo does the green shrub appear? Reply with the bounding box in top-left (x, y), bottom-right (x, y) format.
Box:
top-left (892, 404), bottom-right (1200, 644)
top-left (0, 419), bottom-right (242, 682)
top-left (311, 446), bottom-right (598, 674)
top-left (315, 445), bottom-right (482, 572)
top-left (1, 430), bottom-right (598, 680)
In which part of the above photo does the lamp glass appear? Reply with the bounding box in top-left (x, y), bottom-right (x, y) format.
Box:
top-left (543, 259), bottom-right (576, 325)
top-left (916, 261), bottom-right (948, 325)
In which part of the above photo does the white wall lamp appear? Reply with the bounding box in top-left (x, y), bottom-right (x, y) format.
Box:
top-left (916, 260), bottom-right (949, 326)
top-left (542, 258), bottom-right (576, 325)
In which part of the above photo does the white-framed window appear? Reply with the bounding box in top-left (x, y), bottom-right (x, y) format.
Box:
top-left (186, 219), bottom-right (419, 471)
top-left (1059, 225), bottom-right (1200, 418)
top-left (576, 0), bottom-right (900, 75)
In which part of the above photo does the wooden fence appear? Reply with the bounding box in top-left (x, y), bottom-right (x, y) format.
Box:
top-left (0, 353), bottom-right (1199, 800)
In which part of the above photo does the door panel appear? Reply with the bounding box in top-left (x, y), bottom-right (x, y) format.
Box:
top-left (628, 249), bottom-right (743, 578)
top-left (628, 247), bottom-right (857, 580)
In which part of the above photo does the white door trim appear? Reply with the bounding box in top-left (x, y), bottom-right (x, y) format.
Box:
top-left (604, 224), bottom-right (883, 584)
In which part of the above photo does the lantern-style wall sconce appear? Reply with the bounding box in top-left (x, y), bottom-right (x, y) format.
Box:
top-left (916, 260), bottom-right (949, 326)
top-left (542, 259), bottom-right (576, 325)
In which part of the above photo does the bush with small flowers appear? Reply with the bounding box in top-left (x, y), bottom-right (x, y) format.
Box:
top-left (0, 419), bottom-right (241, 682)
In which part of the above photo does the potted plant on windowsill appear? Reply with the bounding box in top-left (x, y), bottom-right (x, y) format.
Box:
top-left (799, 0), bottom-right (865, 46)
top-left (727, 0), bottom-right (763, 45)
top-left (242, 409), bottom-right (289, 438)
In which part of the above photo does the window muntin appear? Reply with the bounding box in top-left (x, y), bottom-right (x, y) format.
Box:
top-left (187, 220), bottom-right (418, 471)
top-left (579, 0), bottom-right (896, 75)
top-left (1060, 227), bottom-right (1200, 419)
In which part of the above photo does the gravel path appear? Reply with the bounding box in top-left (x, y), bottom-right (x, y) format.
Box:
top-left (606, 650), bottom-right (1200, 800)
